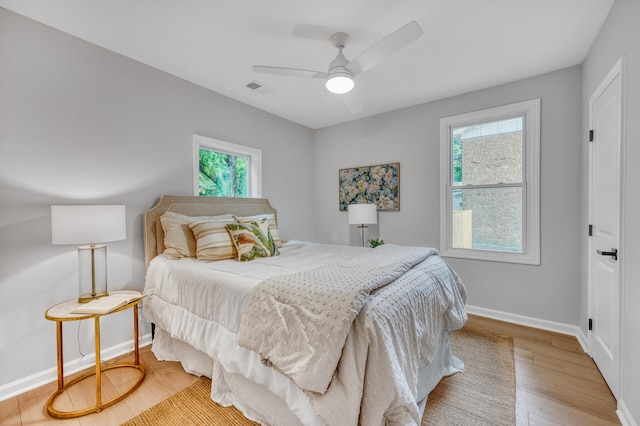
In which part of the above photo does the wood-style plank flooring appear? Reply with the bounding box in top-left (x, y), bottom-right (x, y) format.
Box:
top-left (0, 314), bottom-right (620, 425)
top-left (469, 315), bottom-right (619, 426)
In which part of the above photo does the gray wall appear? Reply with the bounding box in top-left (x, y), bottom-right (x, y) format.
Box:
top-left (314, 66), bottom-right (583, 326)
top-left (0, 8), bottom-right (315, 388)
top-left (581, 0), bottom-right (640, 422)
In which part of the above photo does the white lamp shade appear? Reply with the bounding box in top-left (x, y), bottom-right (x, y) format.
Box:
top-left (348, 204), bottom-right (378, 225)
top-left (51, 205), bottom-right (126, 245)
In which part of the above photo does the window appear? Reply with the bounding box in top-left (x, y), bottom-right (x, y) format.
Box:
top-left (440, 99), bottom-right (540, 264)
top-left (193, 134), bottom-right (262, 197)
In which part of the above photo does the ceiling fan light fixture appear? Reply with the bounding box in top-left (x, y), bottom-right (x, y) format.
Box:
top-left (253, 22), bottom-right (423, 101)
top-left (325, 71), bottom-right (355, 94)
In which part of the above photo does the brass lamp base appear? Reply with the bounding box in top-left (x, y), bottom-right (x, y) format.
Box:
top-left (78, 244), bottom-right (108, 304)
top-left (78, 291), bottom-right (109, 304)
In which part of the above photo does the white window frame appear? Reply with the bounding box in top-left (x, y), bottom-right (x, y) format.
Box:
top-left (193, 134), bottom-right (262, 197)
top-left (439, 99), bottom-right (541, 265)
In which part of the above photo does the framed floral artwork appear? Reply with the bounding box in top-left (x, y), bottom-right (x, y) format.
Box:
top-left (339, 163), bottom-right (400, 211)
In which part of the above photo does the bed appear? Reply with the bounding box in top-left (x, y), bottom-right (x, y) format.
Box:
top-left (142, 194), bottom-right (467, 425)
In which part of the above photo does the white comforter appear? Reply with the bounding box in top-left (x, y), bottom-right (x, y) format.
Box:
top-left (238, 245), bottom-right (439, 394)
top-left (143, 241), bottom-right (467, 425)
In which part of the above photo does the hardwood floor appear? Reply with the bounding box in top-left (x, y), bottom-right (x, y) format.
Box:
top-left (0, 314), bottom-right (620, 425)
top-left (0, 348), bottom-right (200, 426)
top-left (468, 315), bottom-right (619, 426)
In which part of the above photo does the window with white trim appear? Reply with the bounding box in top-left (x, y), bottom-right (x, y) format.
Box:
top-left (440, 99), bottom-right (540, 264)
top-left (193, 134), bottom-right (262, 197)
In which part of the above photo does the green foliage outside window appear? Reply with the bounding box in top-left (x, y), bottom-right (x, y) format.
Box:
top-left (199, 149), bottom-right (248, 197)
top-left (453, 135), bottom-right (462, 183)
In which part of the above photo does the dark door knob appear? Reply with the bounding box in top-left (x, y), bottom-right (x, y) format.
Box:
top-left (597, 248), bottom-right (618, 261)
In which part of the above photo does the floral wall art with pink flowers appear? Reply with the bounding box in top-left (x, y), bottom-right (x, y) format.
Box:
top-left (338, 163), bottom-right (400, 211)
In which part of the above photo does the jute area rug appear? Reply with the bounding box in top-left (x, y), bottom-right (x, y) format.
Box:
top-left (122, 326), bottom-right (515, 425)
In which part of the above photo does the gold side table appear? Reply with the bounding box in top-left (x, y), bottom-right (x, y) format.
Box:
top-left (44, 290), bottom-right (145, 418)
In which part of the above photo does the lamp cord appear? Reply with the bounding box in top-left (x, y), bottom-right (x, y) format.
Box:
top-left (75, 304), bottom-right (146, 365)
top-left (77, 321), bottom-right (87, 360)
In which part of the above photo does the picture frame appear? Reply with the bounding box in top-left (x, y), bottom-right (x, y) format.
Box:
top-left (339, 163), bottom-right (400, 211)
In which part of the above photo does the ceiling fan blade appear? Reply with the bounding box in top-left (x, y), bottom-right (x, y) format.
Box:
top-left (341, 91), bottom-right (364, 114)
top-left (346, 21), bottom-right (423, 76)
top-left (252, 65), bottom-right (327, 79)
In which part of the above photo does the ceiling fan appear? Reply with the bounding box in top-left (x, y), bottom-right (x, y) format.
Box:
top-left (253, 21), bottom-right (423, 98)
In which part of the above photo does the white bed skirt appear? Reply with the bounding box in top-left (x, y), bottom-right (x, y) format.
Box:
top-left (151, 328), bottom-right (463, 426)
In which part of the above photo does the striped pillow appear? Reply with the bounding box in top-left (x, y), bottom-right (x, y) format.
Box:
top-left (160, 211), bottom-right (234, 259)
top-left (188, 218), bottom-right (237, 261)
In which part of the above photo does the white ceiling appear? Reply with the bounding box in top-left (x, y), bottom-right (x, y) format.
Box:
top-left (0, 0), bottom-right (614, 129)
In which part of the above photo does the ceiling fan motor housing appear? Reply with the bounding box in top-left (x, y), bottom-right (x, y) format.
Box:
top-left (328, 49), bottom-right (351, 75)
top-left (326, 32), bottom-right (355, 94)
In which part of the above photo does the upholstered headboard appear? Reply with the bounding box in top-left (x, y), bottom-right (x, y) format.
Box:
top-left (143, 195), bottom-right (277, 268)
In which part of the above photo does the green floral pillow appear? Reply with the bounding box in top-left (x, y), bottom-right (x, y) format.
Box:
top-left (226, 220), bottom-right (279, 261)
top-left (234, 214), bottom-right (282, 248)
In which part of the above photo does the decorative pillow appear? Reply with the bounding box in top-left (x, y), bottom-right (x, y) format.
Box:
top-left (188, 218), bottom-right (238, 261)
top-left (226, 221), bottom-right (279, 262)
top-left (159, 211), bottom-right (233, 259)
top-left (234, 214), bottom-right (282, 248)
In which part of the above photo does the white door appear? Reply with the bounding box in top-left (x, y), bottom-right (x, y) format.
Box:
top-left (588, 57), bottom-right (624, 399)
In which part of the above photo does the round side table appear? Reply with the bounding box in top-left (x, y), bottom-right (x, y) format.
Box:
top-left (44, 290), bottom-right (145, 418)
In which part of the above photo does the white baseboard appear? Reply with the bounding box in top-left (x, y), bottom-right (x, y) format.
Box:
top-left (465, 304), bottom-right (590, 353)
top-left (0, 333), bottom-right (152, 401)
top-left (618, 400), bottom-right (638, 426)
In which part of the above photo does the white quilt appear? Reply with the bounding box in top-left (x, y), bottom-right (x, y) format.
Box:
top-left (143, 241), bottom-right (467, 425)
top-left (238, 245), bottom-right (439, 394)
top-left (308, 252), bottom-right (466, 425)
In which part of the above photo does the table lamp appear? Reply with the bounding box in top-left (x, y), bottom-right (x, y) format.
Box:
top-left (51, 205), bottom-right (126, 303)
top-left (348, 204), bottom-right (378, 247)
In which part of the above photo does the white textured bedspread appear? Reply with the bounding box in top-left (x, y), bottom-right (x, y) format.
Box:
top-left (238, 245), bottom-right (439, 394)
top-left (237, 244), bottom-right (467, 425)
top-left (313, 252), bottom-right (466, 425)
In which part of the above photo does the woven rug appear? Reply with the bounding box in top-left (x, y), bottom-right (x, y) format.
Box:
top-left (122, 326), bottom-right (515, 425)
top-left (422, 326), bottom-right (515, 425)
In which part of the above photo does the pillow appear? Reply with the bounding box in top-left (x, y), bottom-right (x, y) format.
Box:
top-left (188, 218), bottom-right (238, 261)
top-left (226, 221), bottom-right (279, 262)
top-left (159, 211), bottom-right (234, 259)
top-left (234, 214), bottom-right (282, 248)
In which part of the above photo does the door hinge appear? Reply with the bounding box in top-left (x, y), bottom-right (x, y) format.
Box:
top-left (588, 224), bottom-right (593, 236)
top-left (589, 129), bottom-right (594, 142)
top-left (589, 318), bottom-right (593, 331)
